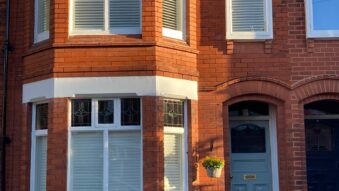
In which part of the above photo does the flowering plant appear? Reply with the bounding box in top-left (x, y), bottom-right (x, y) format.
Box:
top-left (202, 156), bottom-right (225, 170)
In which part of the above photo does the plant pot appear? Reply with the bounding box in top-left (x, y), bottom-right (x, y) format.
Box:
top-left (206, 168), bottom-right (222, 178)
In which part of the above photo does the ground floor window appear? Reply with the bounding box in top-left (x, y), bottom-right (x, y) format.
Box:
top-left (69, 98), bottom-right (142, 191)
top-left (30, 103), bottom-right (49, 191)
top-left (163, 99), bottom-right (187, 191)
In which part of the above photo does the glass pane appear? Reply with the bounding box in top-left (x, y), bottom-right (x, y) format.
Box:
top-left (35, 136), bottom-right (47, 191)
top-left (74, 0), bottom-right (105, 30)
top-left (98, 100), bottom-right (114, 124)
top-left (231, 123), bottom-right (266, 153)
top-left (306, 119), bottom-right (336, 152)
top-left (229, 101), bottom-right (269, 117)
top-left (312, 0), bottom-right (339, 30)
top-left (305, 100), bottom-right (339, 115)
top-left (72, 99), bottom-right (92, 127)
top-left (36, 103), bottom-right (48, 130)
top-left (71, 132), bottom-right (103, 191)
top-left (108, 132), bottom-right (141, 191)
top-left (121, 98), bottom-right (140, 126)
top-left (164, 100), bottom-right (184, 127)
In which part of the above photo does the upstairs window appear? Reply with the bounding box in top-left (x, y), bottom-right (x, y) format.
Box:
top-left (305, 0), bottom-right (339, 38)
top-left (162, 0), bottom-right (185, 40)
top-left (34, 0), bottom-right (50, 42)
top-left (70, 0), bottom-right (141, 35)
top-left (226, 0), bottom-right (273, 40)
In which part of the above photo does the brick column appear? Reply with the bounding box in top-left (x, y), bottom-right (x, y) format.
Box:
top-left (46, 98), bottom-right (68, 191)
top-left (142, 96), bottom-right (164, 191)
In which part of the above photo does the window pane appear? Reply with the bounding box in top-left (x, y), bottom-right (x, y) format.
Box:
top-left (163, 0), bottom-right (178, 30)
top-left (72, 99), bottom-right (92, 127)
top-left (35, 136), bottom-right (47, 191)
top-left (231, 123), bottom-right (266, 153)
top-left (98, 100), bottom-right (114, 124)
top-left (109, 0), bottom-right (140, 28)
top-left (304, 100), bottom-right (339, 115)
top-left (312, 0), bottom-right (339, 30)
top-left (164, 133), bottom-right (183, 191)
top-left (36, 103), bottom-right (48, 130)
top-left (121, 98), bottom-right (140, 126)
top-left (232, 0), bottom-right (265, 32)
top-left (71, 132), bottom-right (103, 191)
top-left (74, 0), bottom-right (105, 30)
top-left (109, 132), bottom-right (141, 191)
top-left (37, 0), bottom-right (50, 33)
top-left (164, 100), bottom-right (184, 127)
top-left (229, 101), bottom-right (269, 117)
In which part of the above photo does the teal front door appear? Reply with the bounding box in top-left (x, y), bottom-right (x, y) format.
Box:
top-left (230, 120), bottom-right (272, 191)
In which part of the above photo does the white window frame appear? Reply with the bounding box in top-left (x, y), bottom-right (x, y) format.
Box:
top-left (34, 0), bottom-right (50, 43)
top-left (305, 0), bottom-right (339, 38)
top-left (163, 99), bottom-right (188, 191)
top-left (30, 103), bottom-right (48, 191)
top-left (69, 0), bottom-right (142, 36)
top-left (162, 0), bottom-right (186, 40)
top-left (226, 0), bottom-right (273, 40)
top-left (67, 98), bottom-right (143, 191)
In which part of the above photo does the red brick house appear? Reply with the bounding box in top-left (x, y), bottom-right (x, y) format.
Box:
top-left (0, 0), bottom-right (339, 190)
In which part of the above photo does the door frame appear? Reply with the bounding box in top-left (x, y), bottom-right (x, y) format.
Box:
top-left (228, 105), bottom-right (280, 191)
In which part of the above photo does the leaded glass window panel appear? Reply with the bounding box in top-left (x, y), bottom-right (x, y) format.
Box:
top-left (231, 123), bottom-right (266, 153)
top-left (98, 100), bottom-right (114, 124)
top-left (121, 98), bottom-right (140, 126)
top-left (164, 100), bottom-right (184, 127)
top-left (229, 101), bottom-right (269, 117)
top-left (36, 103), bottom-right (48, 130)
top-left (72, 99), bottom-right (92, 127)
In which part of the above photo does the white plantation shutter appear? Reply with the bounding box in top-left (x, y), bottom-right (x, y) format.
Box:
top-left (108, 132), bottom-right (141, 191)
top-left (231, 0), bottom-right (265, 32)
top-left (70, 132), bottom-right (104, 191)
top-left (163, 0), bottom-right (178, 30)
top-left (74, 0), bottom-right (105, 30)
top-left (109, 0), bottom-right (140, 28)
top-left (37, 0), bottom-right (49, 34)
top-left (164, 134), bottom-right (183, 191)
top-left (35, 136), bottom-right (47, 191)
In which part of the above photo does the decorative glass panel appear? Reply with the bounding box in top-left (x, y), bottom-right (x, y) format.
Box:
top-left (72, 99), bottom-right (92, 127)
top-left (304, 100), bottom-right (339, 115)
top-left (231, 124), bottom-right (266, 153)
top-left (36, 103), bottom-right (48, 130)
top-left (164, 100), bottom-right (184, 127)
top-left (121, 98), bottom-right (140, 126)
top-left (98, 100), bottom-right (114, 124)
top-left (306, 119), bottom-right (335, 152)
top-left (229, 101), bottom-right (269, 117)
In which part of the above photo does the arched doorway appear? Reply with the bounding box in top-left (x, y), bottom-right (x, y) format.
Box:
top-left (304, 100), bottom-right (339, 191)
top-left (228, 101), bottom-right (279, 191)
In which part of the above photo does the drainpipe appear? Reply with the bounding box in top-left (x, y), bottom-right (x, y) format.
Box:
top-left (1, 0), bottom-right (11, 189)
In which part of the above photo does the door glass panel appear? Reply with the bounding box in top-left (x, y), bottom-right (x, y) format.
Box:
top-left (231, 123), bottom-right (266, 153)
top-left (229, 101), bottom-right (269, 117)
top-left (306, 120), bottom-right (333, 152)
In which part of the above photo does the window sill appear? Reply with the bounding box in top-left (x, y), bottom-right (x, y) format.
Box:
top-left (226, 31), bottom-right (273, 41)
top-left (34, 31), bottom-right (50, 44)
top-left (307, 30), bottom-right (339, 39)
top-left (70, 27), bottom-right (141, 36)
top-left (162, 28), bottom-right (185, 41)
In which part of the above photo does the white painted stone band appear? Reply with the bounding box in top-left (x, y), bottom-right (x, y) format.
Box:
top-left (22, 76), bottom-right (198, 103)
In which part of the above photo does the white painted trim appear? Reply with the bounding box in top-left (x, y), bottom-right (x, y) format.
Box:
top-left (269, 105), bottom-right (280, 191)
top-left (305, 0), bottom-right (339, 38)
top-left (69, 0), bottom-right (142, 35)
top-left (226, 0), bottom-right (273, 40)
top-left (22, 76), bottom-right (198, 103)
top-left (305, 114), bottom-right (339, 119)
top-left (162, 0), bottom-right (186, 40)
top-left (162, 28), bottom-right (184, 40)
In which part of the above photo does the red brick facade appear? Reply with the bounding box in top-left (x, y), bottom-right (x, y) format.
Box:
top-left (1, 0), bottom-right (339, 190)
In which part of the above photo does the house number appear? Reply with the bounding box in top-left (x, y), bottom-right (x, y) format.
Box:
top-left (243, 174), bottom-right (256, 180)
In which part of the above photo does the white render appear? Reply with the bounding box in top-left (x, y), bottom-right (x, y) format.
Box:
top-left (22, 76), bottom-right (198, 103)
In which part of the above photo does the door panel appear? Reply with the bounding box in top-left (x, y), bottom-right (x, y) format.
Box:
top-left (230, 120), bottom-right (272, 191)
top-left (305, 119), bottom-right (339, 191)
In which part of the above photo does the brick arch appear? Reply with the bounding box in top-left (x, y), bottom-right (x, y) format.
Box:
top-left (293, 78), bottom-right (339, 102)
top-left (215, 78), bottom-right (290, 103)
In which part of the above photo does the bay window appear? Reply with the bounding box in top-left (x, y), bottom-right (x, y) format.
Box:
top-left (68, 98), bottom-right (142, 191)
top-left (70, 0), bottom-right (141, 35)
top-left (162, 0), bottom-right (185, 40)
top-left (30, 103), bottom-right (48, 191)
top-left (226, 0), bottom-right (273, 40)
top-left (163, 99), bottom-right (187, 191)
top-left (305, 0), bottom-right (339, 38)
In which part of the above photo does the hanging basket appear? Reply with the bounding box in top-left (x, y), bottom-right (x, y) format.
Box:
top-left (206, 168), bottom-right (222, 178)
